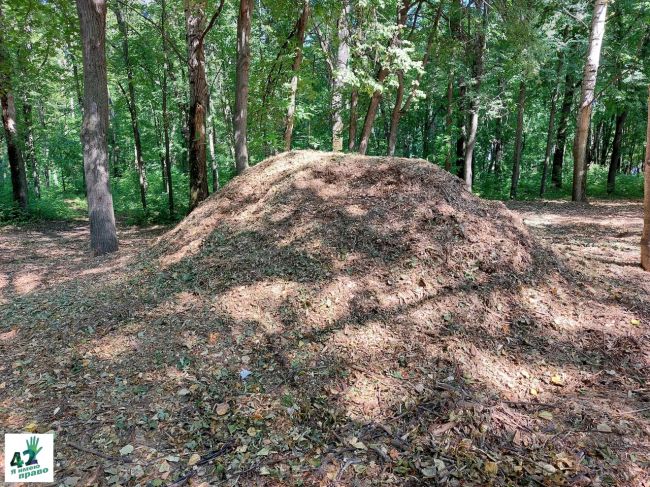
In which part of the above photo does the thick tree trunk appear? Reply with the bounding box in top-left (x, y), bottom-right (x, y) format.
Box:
top-left (185, 0), bottom-right (210, 210)
top-left (607, 110), bottom-right (627, 194)
top-left (234, 0), bottom-right (253, 174)
top-left (552, 73), bottom-right (576, 188)
top-left (1, 93), bottom-right (28, 209)
top-left (283, 2), bottom-right (309, 151)
top-left (115, 5), bottom-right (147, 210)
top-left (331, 0), bottom-right (350, 152)
top-left (572, 0), bottom-right (609, 202)
top-left (75, 0), bottom-right (118, 255)
top-left (348, 89), bottom-right (358, 151)
top-left (161, 0), bottom-right (174, 217)
top-left (510, 81), bottom-right (526, 199)
top-left (641, 86), bottom-right (650, 270)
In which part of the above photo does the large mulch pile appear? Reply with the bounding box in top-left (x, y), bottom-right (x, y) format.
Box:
top-left (1, 151), bottom-right (649, 486)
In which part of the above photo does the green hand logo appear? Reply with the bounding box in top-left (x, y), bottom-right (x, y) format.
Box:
top-left (23, 436), bottom-right (42, 466)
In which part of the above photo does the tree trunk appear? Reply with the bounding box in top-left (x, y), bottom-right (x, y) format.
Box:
top-left (510, 81), bottom-right (526, 199)
top-left (115, 5), bottom-right (147, 210)
top-left (75, 0), bottom-right (118, 255)
top-left (540, 49), bottom-right (565, 196)
top-left (161, 0), bottom-right (174, 217)
top-left (23, 97), bottom-right (40, 199)
top-left (552, 73), bottom-right (576, 188)
top-left (572, 0), bottom-right (609, 202)
top-left (455, 81), bottom-right (467, 177)
top-left (358, 0), bottom-right (410, 155)
top-left (331, 0), bottom-right (350, 152)
top-left (444, 77), bottom-right (453, 171)
top-left (641, 86), bottom-right (650, 270)
top-left (463, 0), bottom-right (487, 192)
top-left (1, 93), bottom-right (28, 209)
top-left (607, 110), bottom-right (627, 194)
top-left (209, 113), bottom-right (219, 191)
top-left (283, 2), bottom-right (309, 151)
top-left (234, 0), bottom-right (253, 174)
top-left (185, 0), bottom-right (210, 210)
top-left (387, 1), bottom-right (443, 157)
top-left (387, 71), bottom-right (405, 156)
top-left (348, 89), bottom-right (358, 151)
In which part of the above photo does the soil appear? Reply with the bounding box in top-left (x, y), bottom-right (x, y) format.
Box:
top-left (1, 151), bottom-right (649, 486)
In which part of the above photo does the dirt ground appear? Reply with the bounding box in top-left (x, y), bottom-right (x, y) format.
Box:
top-left (1, 158), bottom-right (649, 487)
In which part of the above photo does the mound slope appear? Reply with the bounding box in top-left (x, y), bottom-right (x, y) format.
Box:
top-left (2, 151), bottom-right (649, 486)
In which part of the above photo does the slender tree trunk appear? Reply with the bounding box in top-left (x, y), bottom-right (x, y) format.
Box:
top-left (607, 110), bottom-right (627, 194)
top-left (331, 0), bottom-right (350, 152)
top-left (210, 115), bottom-right (219, 191)
top-left (552, 73), bottom-right (575, 188)
top-left (444, 77), bottom-right (454, 171)
top-left (572, 0), bottom-right (609, 202)
top-left (455, 81), bottom-right (468, 178)
top-left (387, 71), bottom-right (405, 156)
top-left (510, 81), bottom-right (526, 199)
top-left (22, 97), bottom-right (40, 199)
top-left (234, 0), bottom-right (253, 173)
top-left (76, 0), bottom-right (118, 255)
top-left (185, 0), bottom-right (210, 210)
top-left (540, 49), bottom-right (565, 196)
top-left (283, 2), bottom-right (309, 151)
top-left (348, 89), bottom-right (358, 151)
top-left (387, 1), bottom-right (443, 157)
top-left (641, 86), bottom-right (650, 270)
top-left (161, 0), bottom-right (174, 217)
top-left (358, 0), bottom-right (410, 155)
top-left (463, 0), bottom-right (487, 191)
top-left (115, 5), bottom-right (147, 210)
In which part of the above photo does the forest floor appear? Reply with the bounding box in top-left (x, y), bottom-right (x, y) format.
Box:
top-left (1, 153), bottom-right (649, 487)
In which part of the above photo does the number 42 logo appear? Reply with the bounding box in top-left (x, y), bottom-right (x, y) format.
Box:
top-left (10, 436), bottom-right (44, 467)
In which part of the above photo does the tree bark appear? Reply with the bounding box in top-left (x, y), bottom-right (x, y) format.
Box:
top-left (1, 93), bottom-right (28, 209)
top-left (510, 81), bottom-right (526, 199)
top-left (540, 45), bottom-right (565, 197)
top-left (463, 0), bottom-right (487, 192)
top-left (234, 0), bottom-right (253, 173)
top-left (551, 73), bottom-right (576, 189)
top-left (607, 110), bottom-right (627, 194)
top-left (572, 0), bottom-right (609, 202)
top-left (161, 0), bottom-right (174, 217)
top-left (444, 77), bottom-right (454, 171)
top-left (185, 0), bottom-right (210, 210)
top-left (283, 1), bottom-right (309, 152)
top-left (641, 86), bottom-right (650, 270)
top-left (331, 0), bottom-right (350, 152)
top-left (387, 1), bottom-right (443, 156)
top-left (358, 0), bottom-right (410, 155)
top-left (348, 89), bottom-right (358, 151)
top-left (22, 98), bottom-right (40, 198)
top-left (75, 0), bottom-right (118, 255)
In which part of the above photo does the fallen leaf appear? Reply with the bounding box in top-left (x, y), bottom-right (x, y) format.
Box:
top-left (538, 411), bottom-right (553, 421)
top-left (119, 444), bottom-right (134, 456)
top-left (484, 461), bottom-right (498, 476)
top-left (596, 423), bottom-right (612, 433)
top-left (188, 453), bottom-right (201, 466)
top-left (537, 462), bottom-right (557, 475)
top-left (550, 375), bottom-right (564, 386)
top-left (347, 436), bottom-right (368, 450)
top-left (177, 388), bottom-right (190, 396)
top-left (216, 403), bottom-right (229, 416)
